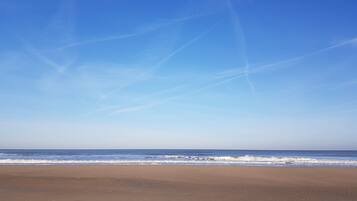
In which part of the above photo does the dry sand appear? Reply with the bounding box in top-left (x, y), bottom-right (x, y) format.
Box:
top-left (0, 166), bottom-right (357, 201)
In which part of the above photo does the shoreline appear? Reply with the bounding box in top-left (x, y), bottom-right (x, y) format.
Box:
top-left (2, 149), bottom-right (357, 167)
top-left (1, 164), bottom-right (357, 168)
top-left (1, 165), bottom-right (357, 201)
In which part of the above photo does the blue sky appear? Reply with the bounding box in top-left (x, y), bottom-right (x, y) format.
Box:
top-left (0, 0), bottom-right (357, 149)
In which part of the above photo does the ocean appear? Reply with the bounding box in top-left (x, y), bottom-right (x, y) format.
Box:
top-left (0, 149), bottom-right (357, 167)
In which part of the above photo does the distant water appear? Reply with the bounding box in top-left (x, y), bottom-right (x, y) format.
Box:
top-left (1, 149), bottom-right (357, 167)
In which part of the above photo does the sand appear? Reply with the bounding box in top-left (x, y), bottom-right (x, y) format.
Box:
top-left (0, 166), bottom-right (357, 201)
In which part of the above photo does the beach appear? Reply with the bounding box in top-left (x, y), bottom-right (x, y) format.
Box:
top-left (0, 166), bottom-right (356, 201)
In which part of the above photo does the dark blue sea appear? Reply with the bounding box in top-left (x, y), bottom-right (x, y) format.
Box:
top-left (1, 149), bottom-right (357, 167)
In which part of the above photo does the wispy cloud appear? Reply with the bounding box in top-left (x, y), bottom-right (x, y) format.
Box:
top-left (106, 74), bottom-right (243, 114)
top-left (19, 6), bottom-right (220, 104)
top-left (16, 1), bottom-right (357, 117)
top-left (110, 91), bottom-right (184, 114)
top-left (227, 0), bottom-right (255, 94)
top-left (19, 1), bottom-right (76, 74)
top-left (149, 22), bottom-right (220, 72)
top-left (333, 79), bottom-right (357, 89)
top-left (58, 30), bottom-right (153, 50)
top-left (93, 83), bottom-right (190, 114)
top-left (104, 36), bottom-right (357, 114)
top-left (133, 84), bottom-right (188, 102)
top-left (99, 21), bottom-right (220, 100)
top-left (24, 45), bottom-right (71, 73)
top-left (112, 102), bottom-right (159, 114)
top-left (218, 37), bottom-right (357, 79)
top-left (58, 13), bottom-right (214, 50)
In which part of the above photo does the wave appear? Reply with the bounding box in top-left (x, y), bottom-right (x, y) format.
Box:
top-left (1, 155), bottom-right (357, 166)
top-left (161, 155), bottom-right (357, 165)
top-left (0, 153), bottom-right (19, 157)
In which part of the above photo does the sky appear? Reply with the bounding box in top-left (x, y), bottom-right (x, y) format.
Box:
top-left (0, 0), bottom-right (357, 149)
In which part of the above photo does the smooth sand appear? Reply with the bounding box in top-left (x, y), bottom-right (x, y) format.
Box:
top-left (0, 166), bottom-right (357, 201)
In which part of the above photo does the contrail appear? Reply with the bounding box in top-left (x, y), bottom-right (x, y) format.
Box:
top-left (108, 36), bottom-right (357, 114)
top-left (227, 0), bottom-right (255, 94)
top-left (100, 21), bottom-right (220, 99)
top-left (110, 74), bottom-right (244, 114)
top-left (58, 13), bottom-right (215, 50)
top-left (96, 84), bottom-right (188, 113)
top-left (107, 69), bottom-right (250, 114)
top-left (58, 32), bottom-right (147, 50)
top-left (24, 45), bottom-right (71, 73)
top-left (198, 37), bottom-right (357, 94)
top-left (332, 79), bottom-right (357, 89)
top-left (133, 84), bottom-right (189, 102)
top-left (220, 37), bottom-right (357, 79)
top-left (112, 103), bottom-right (158, 114)
top-left (18, 1), bottom-right (76, 74)
top-left (149, 21), bottom-right (220, 72)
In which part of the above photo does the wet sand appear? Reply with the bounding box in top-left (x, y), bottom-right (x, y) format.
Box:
top-left (0, 166), bottom-right (357, 201)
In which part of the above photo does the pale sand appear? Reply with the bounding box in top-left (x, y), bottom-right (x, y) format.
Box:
top-left (0, 166), bottom-right (357, 201)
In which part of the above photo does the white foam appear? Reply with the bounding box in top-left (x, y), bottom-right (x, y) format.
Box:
top-left (0, 153), bottom-right (18, 156)
top-left (162, 155), bottom-right (357, 166)
top-left (1, 155), bottom-right (357, 166)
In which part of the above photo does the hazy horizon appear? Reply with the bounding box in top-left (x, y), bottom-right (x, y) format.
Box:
top-left (1, 0), bottom-right (357, 150)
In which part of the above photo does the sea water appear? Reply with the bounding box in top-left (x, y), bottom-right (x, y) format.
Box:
top-left (0, 149), bottom-right (357, 167)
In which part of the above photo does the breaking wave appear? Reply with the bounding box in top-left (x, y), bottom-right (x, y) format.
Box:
top-left (1, 155), bottom-right (357, 166)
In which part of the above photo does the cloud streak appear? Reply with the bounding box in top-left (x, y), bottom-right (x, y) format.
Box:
top-left (219, 37), bottom-right (357, 79)
top-left (227, 0), bottom-right (255, 94)
top-left (99, 21), bottom-right (220, 100)
top-left (105, 36), bottom-right (357, 114)
top-left (19, 1), bottom-right (76, 74)
top-left (24, 45), bottom-right (71, 73)
top-left (333, 79), bottom-right (357, 89)
top-left (58, 13), bottom-right (215, 50)
top-left (149, 21), bottom-right (220, 72)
